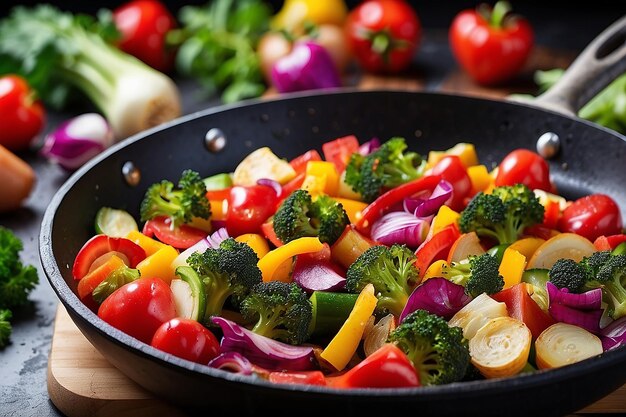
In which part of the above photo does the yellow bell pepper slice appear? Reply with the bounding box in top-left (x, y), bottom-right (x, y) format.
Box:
top-left (209, 199), bottom-right (228, 221)
top-left (467, 165), bottom-right (493, 193)
top-left (306, 161), bottom-right (339, 196)
top-left (499, 248), bottom-right (527, 289)
top-left (126, 230), bottom-right (166, 257)
top-left (235, 233), bottom-right (270, 259)
top-left (422, 260), bottom-right (449, 282)
top-left (136, 245), bottom-right (179, 284)
top-left (431, 206), bottom-right (460, 235)
top-left (428, 143), bottom-right (479, 168)
top-left (332, 197), bottom-right (367, 224)
top-left (300, 174), bottom-right (327, 197)
top-left (320, 284), bottom-right (377, 371)
top-left (271, 0), bottom-right (348, 32)
top-left (258, 237), bottom-right (324, 282)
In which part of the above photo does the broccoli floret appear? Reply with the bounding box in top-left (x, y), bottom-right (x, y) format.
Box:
top-left (346, 244), bottom-right (418, 316)
top-left (388, 309), bottom-right (470, 386)
top-left (459, 184), bottom-right (544, 245)
top-left (186, 238), bottom-right (261, 320)
top-left (273, 189), bottom-right (349, 245)
top-left (441, 253), bottom-right (504, 297)
top-left (344, 137), bottom-right (424, 202)
top-left (140, 169), bottom-right (210, 228)
top-left (548, 258), bottom-right (587, 293)
top-left (240, 281), bottom-right (312, 345)
top-left (580, 250), bottom-right (612, 278)
top-left (0, 309), bottom-right (12, 349)
top-left (588, 254), bottom-right (626, 319)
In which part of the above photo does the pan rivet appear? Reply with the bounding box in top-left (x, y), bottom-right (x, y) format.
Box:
top-left (122, 161), bottom-right (141, 187)
top-left (536, 132), bottom-right (560, 159)
top-left (205, 128), bottom-right (227, 153)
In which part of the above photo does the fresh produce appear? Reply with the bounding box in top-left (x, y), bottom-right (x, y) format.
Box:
top-left (0, 145), bottom-right (36, 213)
top-left (495, 149), bottom-right (551, 192)
top-left (113, 0), bottom-right (178, 72)
top-left (40, 113), bottom-right (114, 171)
top-left (345, 0), bottom-right (421, 73)
top-left (151, 317), bottom-right (220, 364)
top-left (535, 323), bottom-right (603, 369)
top-left (558, 194), bottom-right (623, 242)
top-left (0, 227), bottom-right (39, 348)
top-left (271, 0), bottom-right (348, 33)
top-left (0, 5), bottom-right (181, 140)
top-left (449, 1), bottom-right (534, 85)
top-left (167, 0), bottom-right (271, 103)
top-left (71, 133), bottom-right (626, 390)
top-left (0, 75), bottom-right (45, 151)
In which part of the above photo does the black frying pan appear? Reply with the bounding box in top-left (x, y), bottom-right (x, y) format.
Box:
top-left (40, 16), bottom-right (626, 417)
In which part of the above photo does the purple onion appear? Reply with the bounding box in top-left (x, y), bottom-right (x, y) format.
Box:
top-left (257, 178), bottom-right (282, 198)
top-left (172, 228), bottom-right (228, 267)
top-left (370, 211), bottom-right (430, 248)
top-left (40, 113), bottom-right (113, 171)
top-left (207, 352), bottom-right (253, 375)
top-left (549, 303), bottom-right (603, 334)
top-left (547, 282), bottom-right (604, 334)
top-left (271, 41), bottom-right (341, 94)
top-left (399, 278), bottom-right (471, 322)
top-left (403, 180), bottom-right (453, 219)
top-left (206, 227), bottom-right (230, 248)
top-left (211, 317), bottom-right (315, 371)
top-left (601, 316), bottom-right (626, 351)
top-left (292, 256), bottom-right (345, 293)
top-left (358, 138), bottom-right (381, 156)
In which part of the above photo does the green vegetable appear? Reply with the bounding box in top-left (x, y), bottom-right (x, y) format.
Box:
top-left (186, 238), bottom-right (262, 319)
top-left (344, 137), bottom-right (425, 202)
top-left (203, 173), bottom-right (233, 190)
top-left (172, 266), bottom-right (207, 322)
top-left (521, 268), bottom-right (550, 311)
top-left (92, 266), bottom-right (140, 304)
top-left (309, 291), bottom-right (359, 337)
top-left (167, 0), bottom-right (272, 103)
top-left (272, 189), bottom-right (349, 245)
top-left (140, 169), bottom-right (211, 228)
top-left (548, 258), bottom-right (587, 293)
top-left (95, 207), bottom-right (138, 237)
top-left (459, 184), bottom-right (544, 245)
top-left (583, 253), bottom-right (626, 319)
top-left (240, 281), bottom-right (313, 345)
top-left (0, 5), bottom-right (181, 139)
top-left (346, 244), bottom-right (419, 317)
top-left (441, 253), bottom-right (504, 297)
top-left (388, 309), bottom-right (470, 386)
top-left (0, 226), bottom-right (39, 348)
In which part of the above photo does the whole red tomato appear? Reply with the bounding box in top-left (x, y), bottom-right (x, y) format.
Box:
top-left (151, 318), bottom-right (220, 364)
top-left (345, 0), bottom-right (421, 73)
top-left (495, 149), bottom-right (551, 192)
top-left (226, 185), bottom-right (279, 237)
top-left (98, 277), bottom-right (177, 344)
top-left (430, 155), bottom-right (472, 211)
top-left (113, 0), bottom-right (177, 72)
top-left (0, 75), bottom-right (45, 151)
top-left (449, 1), bottom-right (533, 85)
top-left (558, 194), bottom-right (623, 241)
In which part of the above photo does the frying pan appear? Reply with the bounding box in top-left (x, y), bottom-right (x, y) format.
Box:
top-left (41, 16), bottom-right (626, 417)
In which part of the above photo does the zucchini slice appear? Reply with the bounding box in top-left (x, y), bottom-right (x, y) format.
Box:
top-left (95, 207), bottom-right (138, 237)
top-left (171, 266), bottom-right (206, 322)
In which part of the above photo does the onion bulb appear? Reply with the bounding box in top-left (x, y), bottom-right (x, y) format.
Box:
top-left (535, 323), bottom-right (603, 369)
top-left (363, 314), bottom-right (396, 357)
top-left (449, 293), bottom-right (508, 340)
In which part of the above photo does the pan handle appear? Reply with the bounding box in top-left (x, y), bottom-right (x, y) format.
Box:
top-left (533, 15), bottom-right (626, 116)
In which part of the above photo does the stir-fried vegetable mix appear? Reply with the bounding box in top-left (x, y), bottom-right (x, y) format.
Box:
top-left (72, 135), bottom-right (625, 388)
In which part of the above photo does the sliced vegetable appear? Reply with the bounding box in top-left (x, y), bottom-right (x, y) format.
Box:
top-left (429, 156), bottom-right (471, 211)
top-left (447, 232), bottom-right (484, 263)
top-left (289, 150), bottom-right (322, 175)
top-left (332, 198), bottom-right (367, 224)
top-left (330, 225), bottom-right (375, 270)
top-left (415, 223), bottom-right (461, 280)
top-left (92, 265), bottom-right (140, 304)
top-left (171, 266), bottom-right (206, 322)
top-left (292, 253), bottom-right (345, 293)
top-left (535, 323), bottom-right (603, 369)
top-left (508, 237), bottom-right (545, 260)
top-left (469, 316), bottom-right (532, 379)
top-left (492, 283), bottom-right (554, 339)
top-left (269, 370), bottom-right (326, 386)
top-left (498, 248), bottom-right (526, 289)
top-left (430, 205), bottom-right (460, 235)
top-left (235, 233), bottom-right (270, 259)
top-left (526, 233), bottom-right (596, 270)
top-left (207, 352), bottom-right (253, 375)
top-left (258, 237), bottom-right (324, 282)
top-left (211, 316), bottom-right (315, 371)
top-left (72, 234), bottom-right (146, 280)
top-left (594, 234), bottom-right (626, 252)
top-left (77, 255), bottom-right (127, 300)
top-left (600, 316), bottom-right (626, 351)
top-left (136, 244), bottom-right (179, 284)
top-left (363, 314), bottom-right (396, 357)
top-left (546, 282), bottom-right (603, 334)
top-left (309, 291), bottom-right (359, 337)
top-left (143, 216), bottom-right (207, 249)
top-left (399, 278), bottom-right (470, 322)
top-left (233, 147), bottom-right (296, 187)
top-left (370, 212), bottom-right (430, 249)
top-left (271, 0), bottom-right (348, 32)
top-left (95, 207), bottom-right (138, 237)
top-left (203, 173), bottom-right (233, 191)
top-left (322, 135), bottom-right (360, 173)
top-left (448, 293), bottom-right (508, 340)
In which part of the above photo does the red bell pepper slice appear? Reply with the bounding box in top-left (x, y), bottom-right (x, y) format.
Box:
top-left (72, 234), bottom-right (146, 280)
top-left (261, 220), bottom-right (283, 247)
top-left (594, 234), bottom-right (626, 251)
top-left (492, 283), bottom-right (555, 339)
top-left (415, 223), bottom-right (461, 280)
top-left (143, 216), bottom-right (207, 249)
top-left (327, 343), bottom-right (420, 388)
top-left (542, 199), bottom-right (561, 229)
top-left (279, 172), bottom-right (306, 201)
top-left (289, 150), bottom-right (322, 175)
top-left (356, 175), bottom-right (442, 234)
top-left (322, 135), bottom-right (359, 173)
top-left (268, 370), bottom-right (326, 386)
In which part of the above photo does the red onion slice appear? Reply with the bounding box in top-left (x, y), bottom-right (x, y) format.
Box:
top-left (257, 178), bottom-right (282, 198)
top-left (399, 278), bottom-right (470, 322)
top-left (403, 180), bottom-right (453, 219)
top-left (207, 352), bottom-right (253, 375)
top-left (370, 211), bottom-right (430, 248)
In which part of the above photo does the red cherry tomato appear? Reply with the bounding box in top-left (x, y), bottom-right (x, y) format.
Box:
top-left (72, 234), bottom-right (146, 280)
top-left (430, 155), bottom-right (472, 211)
top-left (151, 318), bottom-right (220, 364)
top-left (113, 0), bottom-right (177, 72)
top-left (143, 216), bottom-right (207, 249)
top-left (558, 194), bottom-right (623, 241)
top-left (449, 1), bottom-right (533, 85)
top-left (0, 75), bottom-right (45, 151)
top-left (345, 0), bottom-right (421, 73)
top-left (226, 185), bottom-right (279, 237)
top-left (495, 149), bottom-right (551, 192)
top-left (98, 277), bottom-right (177, 344)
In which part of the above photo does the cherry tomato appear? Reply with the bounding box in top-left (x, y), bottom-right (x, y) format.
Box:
top-left (113, 0), bottom-right (177, 72)
top-left (430, 156), bottom-right (472, 211)
top-left (98, 277), bottom-right (177, 344)
top-left (345, 0), bottom-right (421, 73)
top-left (151, 318), bottom-right (220, 364)
top-left (226, 185), bottom-right (278, 237)
top-left (558, 194), bottom-right (623, 241)
top-left (72, 234), bottom-right (146, 280)
top-left (449, 1), bottom-right (533, 85)
top-left (495, 149), bottom-right (551, 192)
top-left (0, 75), bottom-right (45, 151)
top-left (143, 216), bottom-right (207, 249)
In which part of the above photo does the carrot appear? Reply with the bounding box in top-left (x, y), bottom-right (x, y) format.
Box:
top-left (0, 145), bottom-right (35, 212)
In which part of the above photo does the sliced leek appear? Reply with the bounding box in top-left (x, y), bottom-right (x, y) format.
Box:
top-left (535, 323), bottom-right (603, 370)
top-left (469, 317), bottom-right (532, 379)
top-left (449, 293), bottom-right (508, 340)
